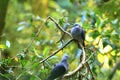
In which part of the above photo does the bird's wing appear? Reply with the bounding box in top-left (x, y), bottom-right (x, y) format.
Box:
top-left (81, 29), bottom-right (85, 40)
top-left (47, 64), bottom-right (66, 80)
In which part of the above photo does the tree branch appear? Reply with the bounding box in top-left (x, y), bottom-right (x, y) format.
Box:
top-left (23, 25), bottom-right (43, 54)
top-left (108, 61), bottom-right (120, 80)
top-left (40, 39), bottom-right (73, 63)
top-left (85, 62), bottom-right (95, 80)
top-left (45, 16), bottom-right (72, 38)
top-left (63, 43), bottom-right (86, 78)
top-left (63, 43), bottom-right (96, 79)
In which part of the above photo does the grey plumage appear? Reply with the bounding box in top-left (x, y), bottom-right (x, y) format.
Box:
top-left (71, 24), bottom-right (85, 47)
top-left (46, 54), bottom-right (69, 80)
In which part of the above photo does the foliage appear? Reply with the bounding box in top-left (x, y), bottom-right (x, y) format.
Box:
top-left (0, 0), bottom-right (120, 80)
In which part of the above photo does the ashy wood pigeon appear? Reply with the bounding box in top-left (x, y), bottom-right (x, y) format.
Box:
top-left (71, 23), bottom-right (85, 47)
top-left (46, 54), bottom-right (69, 80)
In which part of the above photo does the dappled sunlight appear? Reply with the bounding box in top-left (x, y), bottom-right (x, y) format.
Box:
top-left (0, 0), bottom-right (120, 80)
top-left (103, 45), bottom-right (112, 53)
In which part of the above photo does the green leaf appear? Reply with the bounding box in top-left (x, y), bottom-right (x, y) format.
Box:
top-left (33, 48), bottom-right (42, 58)
top-left (43, 46), bottom-right (50, 57)
top-left (20, 60), bottom-right (28, 67)
top-left (31, 62), bottom-right (40, 70)
top-left (45, 21), bottom-right (49, 27)
top-left (109, 59), bottom-right (113, 66)
top-left (0, 44), bottom-right (6, 49)
top-left (58, 18), bottom-right (65, 25)
top-left (102, 38), bottom-right (109, 48)
top-left (89, 30), bottom-right (100, 38)
top-left (7, 57), bottom-right (12, 64)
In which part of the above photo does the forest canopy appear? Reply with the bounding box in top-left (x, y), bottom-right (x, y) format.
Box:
top-left (0, 0), bottom-right (120, 80)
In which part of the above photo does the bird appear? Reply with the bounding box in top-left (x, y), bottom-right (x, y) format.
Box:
top-left (46, 54), bottom-right (69, 80)
top-left (71, 23), bottom-right (85, 48)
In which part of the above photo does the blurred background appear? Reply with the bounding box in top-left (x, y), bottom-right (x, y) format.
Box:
top-left (0, 0), bottom-right (120, 80)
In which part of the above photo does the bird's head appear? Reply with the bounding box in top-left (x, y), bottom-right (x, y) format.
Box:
top-left (61, 54), bottom-right (69, 62)
top-left (73, 23), bottom-right (80, 28)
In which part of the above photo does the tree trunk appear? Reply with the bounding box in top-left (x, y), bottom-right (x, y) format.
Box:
top-left (0, 0), bottom-right (9, 36)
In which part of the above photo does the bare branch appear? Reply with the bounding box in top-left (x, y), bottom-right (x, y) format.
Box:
top-left (56, 32), bottom-right (65, 43)
top-left (84, 51), bottom-right (96, 80)
top-left (43, 16), bottom-right (95, 79)
top-left (108, 61), bottom-right (120, 80)
top-left (63, 43), bottom-right (86, 78)
top-left (63, 43), bottom-right (96, 79)
top-left (80, 65), bottom-right (88, 76)
top-left (0, 73), bottom-right (11, 80)
top-left (85, 51), bottom-right (95, 63)
top-left (85, 63), bottom-right (95, 80)
top-left (46, 16), bottom-right (72, 38)
top-left (23, 25), bottom-right (43, 54)
top-left (40, 39), bottom-right (73, 63)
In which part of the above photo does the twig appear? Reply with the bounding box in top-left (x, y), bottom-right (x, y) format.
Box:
top-left (63, 43), bottom-right (95, 79)
top-left (56, 32), bottom-right (65, 43)
top-left (85, 63), bottom-right (95, 80)
top-left (0, 73), bottom-right (11, 80)
top-left (23, 25), bottom-right (43, 54)
top-left (63, 43), bottom-right (86, 78)
top-left (40, 39), bottom-right (73, 63)
top-left (81, 65), bottom-right (88, 76)
top-left (85, 51), bottom-right (95, 63)
top-left (108, 62), bottom-right (120, 80)
top-left (43, 62), bottom-right (47, 79)
top-left (79, 71), bottom-right (89, 80)
top-left (16, 71), bottom-right (25, 80)
top-left (46, 16), bottom-right (72, 38)
top-left (85, 51), bottom-right (96, 80)
top-left (16, 68), bottom-right (30, 80)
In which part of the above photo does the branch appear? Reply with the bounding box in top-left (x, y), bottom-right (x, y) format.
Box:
top-left (84, 51), bottom-right (95, 63)
top-left (84, 51), bottom-right (95, 79)
top-left (84, 50), bottom-right (95, 79)
top-left (56, 32), bottom-right (65, 43)
top-left (23, 25), bottom-right (43, 54)
top-left (85, 63), bottom-right (95, 80)
top-left (108, 61), bottom-right (120, 80)
top-left (80, 65), bottom-right (88, 76)
top-left (0, 73), bottom-right (10, 80)
top-left (63, 44), bottom-right (96, 79)
top-left (45, 16), bottom-right (72, 38)
top-left (40, 39), bottom-right (73, 63)
top-left (63, 43), bottom-right (86, 78)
